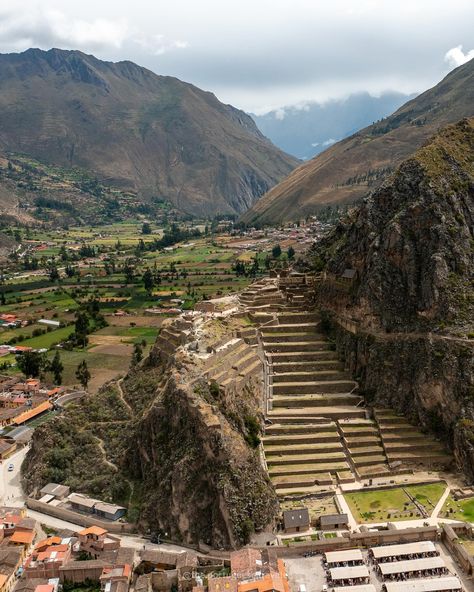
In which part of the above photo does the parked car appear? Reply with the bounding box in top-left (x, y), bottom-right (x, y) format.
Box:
top-left (7, 464), bottom-right (14, 472)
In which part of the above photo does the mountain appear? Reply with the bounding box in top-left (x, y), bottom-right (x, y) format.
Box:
top-left (252, 91), bottom-right (414, 160)
top-left (0, 48), bottom-right (298, 218)
top-left (243, 58), bottom-right (474, 224)
top-left (311, 117), bottom-right (474, 478)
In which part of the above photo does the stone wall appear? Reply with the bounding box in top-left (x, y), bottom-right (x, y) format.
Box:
top-left (325, 315), bottom-right (474, 478)
top-left (268, 525), bottom-right (439, 556)
top-left (26, 498), bottom-right (134, 533)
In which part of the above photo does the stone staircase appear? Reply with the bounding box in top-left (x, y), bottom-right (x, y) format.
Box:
top-left (374, 409), bottom-right (453, 469)
top-left (203, 337), bottom-right (262, 393)
top-left (259, 303), bottom-right (389, 496)
top-left (339, 418), bottom-right (392, 479)
top-left (238, 277), bottom-right (452, 498)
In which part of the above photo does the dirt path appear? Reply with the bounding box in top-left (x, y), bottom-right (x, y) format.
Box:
top-left (116, 378), bottom-right (133, 415)
top-left (94, 436), bottom-right (119, 472)
top-left (337, 315), bottom-right (474, 345)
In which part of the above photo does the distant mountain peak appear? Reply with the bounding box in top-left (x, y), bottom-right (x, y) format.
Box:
top-left (243, 58), bottom-right (474, 224)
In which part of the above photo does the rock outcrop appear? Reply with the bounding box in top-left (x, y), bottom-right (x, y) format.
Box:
top-left (311, 118), bottom-right (474, 480)
top-left (23, 310), bottom-right (278, 548)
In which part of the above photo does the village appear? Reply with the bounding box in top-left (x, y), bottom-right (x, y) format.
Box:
top-left (2, 224), bottom-right (474, 592)
top-left (0, 501), bottom-right (473, 592)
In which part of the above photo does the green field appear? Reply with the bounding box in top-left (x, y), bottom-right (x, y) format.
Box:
top-left (441, 495), bottom-right (474, 522)
top-left (0, 221), bottom-right (279, 392)
top-left (344, 482), bottom-right (447, 523)
top-left (20, 325), bottom-right (74, 349)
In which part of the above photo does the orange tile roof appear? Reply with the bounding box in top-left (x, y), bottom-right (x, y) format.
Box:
top-left (35, 585), bottom-right (54, 592)
top-left (1, 514), bottom-right (22, 525)
top-left (79, 526), bottom-right (108, 536)
top-left (0, 574), bottom-right (8, 587)
top-left (238, 560), bottom-right (289, 592)
top-left (35, 536), bottom-right (62, 550)
top-left (9, 530), bottom-right (35, 545)
top-left (12, 400), bottom-right (52, 425)
top-left (37, 550), bottom-right (67, 562)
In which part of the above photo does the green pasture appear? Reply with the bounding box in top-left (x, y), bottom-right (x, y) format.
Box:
top-left (344, 482), bottom-right (447, 523)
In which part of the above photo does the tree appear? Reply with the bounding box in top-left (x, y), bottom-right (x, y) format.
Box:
top-left (49, 265), bottom-right (60, 282)
top-left (50, 351), bottom-right (64, 385)
top-left (131, 343), bottom-right (143, 367)
top-left (123, 260), bottom-right (135, 284)
top-left (142, 268), bottom-right (154, 295)
top-left (287, 246), bottom-right (295, 260)
top-left (141, 222), bottom-right (152, 235)
top-left (75, 360), bottom-right (91, 389)
top-left (17, 351), bottom-right (47, 378)
top-left (74, 311), bottom-right (89, 348)
top-left (272, 244), bottom-right (282, 258)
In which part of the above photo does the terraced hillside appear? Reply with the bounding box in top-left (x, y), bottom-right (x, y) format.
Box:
top-left (238, 276), bottom-right (452, 498)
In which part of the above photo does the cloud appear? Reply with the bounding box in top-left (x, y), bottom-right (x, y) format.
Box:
top-left (322, 138), bottom-right (337, 146)
top-left (444, 45), bottom-right (474, 68)
top-left (0, 7), bottom-right (128, 51)
top-left (274, 108), bottom-right (286, 121)
top-left (133, 34), bottom-right (188, 56)
top-left (0, 0), bottom-right (474, 112)
top-left (0, 6), bottom-right (188, 56)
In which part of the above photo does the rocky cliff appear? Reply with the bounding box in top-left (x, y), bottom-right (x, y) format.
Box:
top-left (22, 311), bottom-right (277, 548)
top-left (312, 118), bottom-right (474, 479)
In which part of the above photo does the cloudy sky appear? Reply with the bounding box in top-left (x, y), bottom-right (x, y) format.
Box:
top-left (0, 0), bottom-right (473, 113)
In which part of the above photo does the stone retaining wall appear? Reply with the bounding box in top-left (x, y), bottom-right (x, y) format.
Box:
top-left (26, 498), bottom-right (135, 533)
top-left (269, 525), bottom-right (439, 556)
top-left (441, 524), bottom-right (474, 575)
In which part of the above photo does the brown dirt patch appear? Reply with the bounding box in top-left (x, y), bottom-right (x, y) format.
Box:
top-left (104, 315), bottom-right (164, 327)
top-left (89, 342), bottom-right (133, 356)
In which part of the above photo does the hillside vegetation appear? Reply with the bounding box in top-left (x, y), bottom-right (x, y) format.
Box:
top-left (311, 118), bottom-right (474, 480)
top-left (243, 58), bottom-right (474, 224)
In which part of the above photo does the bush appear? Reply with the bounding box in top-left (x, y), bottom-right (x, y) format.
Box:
top-left (209, 380), bottom-right (220, 397)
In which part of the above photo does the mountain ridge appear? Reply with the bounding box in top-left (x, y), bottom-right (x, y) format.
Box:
top-left (242, 58), bottom-right (474, 224)
top-left (251, 91), bottom-right (414, 160)
top-left (0, 48), bottom-right (298, 218)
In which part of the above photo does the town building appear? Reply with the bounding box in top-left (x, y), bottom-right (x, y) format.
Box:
top-left (78, 527), bottom-right (120, 558)
top-left (319, 514), bottom-right (349, 531)
top-left (282, 508), bottom-right (310, 534)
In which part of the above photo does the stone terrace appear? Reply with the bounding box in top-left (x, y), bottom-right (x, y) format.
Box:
top-left (238, 276), bottom-right (453, 499)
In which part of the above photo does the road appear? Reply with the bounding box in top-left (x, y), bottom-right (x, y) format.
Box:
top-left (0, 445), bottom-right (29, 507)
top-left (1, 445), bottom-right (194, 554)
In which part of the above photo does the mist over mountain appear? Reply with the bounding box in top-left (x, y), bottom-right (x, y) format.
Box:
top-left (252, 91), bottom-right (415, 159)
top-left (244, 58), bottom-right (474, 224)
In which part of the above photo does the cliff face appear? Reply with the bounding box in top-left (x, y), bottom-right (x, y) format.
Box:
top-left (23, 312), bottom-right (277, 548)
top-left (313, 118), bottom-right (474, 479)
top-left (315, 118), bottom-right (474, 333)
top-left (132, 369), bottom-right (276, 548)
